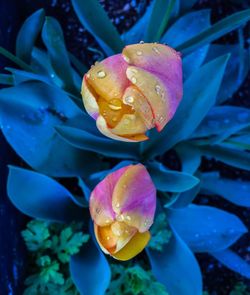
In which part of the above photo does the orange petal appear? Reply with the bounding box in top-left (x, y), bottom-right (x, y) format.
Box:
top-left (94, 224), bottom-right (117, 254)
top-left (112, 230), bottom-right (151, 261)
top-left (122, 86), bottom-right (154, 130)
top-left (112, 164), bottom-right (156, 232)
top-left (81, 77), bottom-right (99, 119)
top-left (111, 114), bottom-right (147, 136)
top-left (96, 116), bottom-right (148, 142)
top-left (86, 54), bottom-right (129, 101)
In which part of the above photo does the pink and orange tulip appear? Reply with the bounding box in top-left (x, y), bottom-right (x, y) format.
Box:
top-left (89, 164), bottom-right (156, 261)
top-left (81, 43), bottom-right (183, 142)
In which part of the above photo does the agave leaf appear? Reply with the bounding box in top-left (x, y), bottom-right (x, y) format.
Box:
top-left (70, 239), bottom-right (111, 295)
top-left (210, 249), bottom-right (250, 279)
top-left (71, 0), bottom-right (123, 55)
top-left (201, 172), bottom-right (250, 207)
top-left (162, 9), bottom-right (211, 79)
top-left (41, 17), bottom-right (76, 92)
top-left (198, 145), bottom-right (250, 171)
top-left (145, 0), bottom-right (180, 42)
top-left (147, 161), bottom-right (199, 192)
top-left (0, 74), bottom-right (13, 85)
top-left (16, 9), bottom-right (45, 63)
top-left (222, 134), bottom-right (250, 151)
top-left (7, 166), bottom-right (84, 222)
top-left (147, 230), bottom-right (202, 295)
top-left (205, 44), bottom-right (249, 104)
top-left (55, 125), bottom-right (139, 159)
top-left (177, 9), bottom-right (250, 55)
top-left (167, 205), bottom-right (247, 252)
top-left (144, 54), bottom-right (229, 158)
top-left (179, 0), bottom-right (198, 13)
top-left (0, 81), bottom-right (101, 177)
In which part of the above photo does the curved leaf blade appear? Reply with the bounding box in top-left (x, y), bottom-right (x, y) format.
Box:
top-left (147, 161), bottom-right (199, 192)
top-left (16, 9), bottom-right (45, 63)
top-left (56, 125), bottom-right (139, 159)
top-left (147, 230), bottom-right (202, 295)
top-left (70, 239), bottom-right (111, 295)
top-left (177, 9), bottom-right (250, 55)
top-left (168, 205), bottom-right (247, 252)
top-left (7, 166), bottom-right (83, 222)
top-left (71, 0), bottom-right (123, 55)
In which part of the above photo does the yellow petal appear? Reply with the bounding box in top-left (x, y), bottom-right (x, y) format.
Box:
top-left (81, 77), bottom-right (99, 119)
top-left (96, 116), bottom-right (147, 142)
top-left (112, 230), bottom-right (151, 261)
top-left (111, 114), bottom-right (147, 136)
top-left (126, 66), bottom-right (169, 131)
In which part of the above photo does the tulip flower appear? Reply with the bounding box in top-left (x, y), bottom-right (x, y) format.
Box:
top-left (81, 43), bottom-right (183, 142)
top-left (89, 164), bottom-right (156, 261)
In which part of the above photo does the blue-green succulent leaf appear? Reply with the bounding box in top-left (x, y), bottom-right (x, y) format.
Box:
top-left (167, 205), bottom-right (247, 252)
top-left (176, 143), bottom-right (201, 174)
top-left (171, 181), bottom-right (200, 208)
top-left (16, 9), bottom-right (45, 63)
top-left (122, 2), bottom-right (154, 44)
top-left (179, 0), bottom-right (198, 13)
top-left (192, 106), bottom-right (250, 141)
top-left (70, 240), bottom-right (111, 295)
top-left (144, 54), bottom-right (229, 158)
top-left (147, 230), bottom-right (202, 295)
top-left (71, 0), bottom-right (123, 55)
top-left (162, 9), bottom-right (211, 79)
top-left (211, 249), bottom-right (250, 279)
top-left (222, 134), bottom-right (250, 150)
top-left (56, 125), bottom-right (139, 159)
top-left (177, 9), bottom-right (250, 55)
top-left (0, 74), bottom-right (13, 85)
top-left (41, 17), bottom-right (76, 91)
top-left (145, 0), bottom-right (180, 42)
top-left (198, 145), bottom-right (250, 171)
top-left (201, 172), bottom-right (250, 207)
top-left (7, 166), bottom-right (83, 222)
top-left (205, 44), bottom-right (249, 104)
top-left (147, 161), bottom-right (199, 192)
top-left (0, 81), bottom-right (100, 177)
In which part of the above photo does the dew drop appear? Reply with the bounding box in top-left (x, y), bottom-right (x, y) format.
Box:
top-left (131, 77), bottom-right (137, 84)
top-left (95, 207), bottom-right (101, 214)
top-left (136, 50), bottom-right (142, 56)
top-left (152, 47), bottom-right (160, 54)
top-left (106, 236), bottom-right (110, 240)
top-left (126, 215), bottom-right (131, 221)
top-left (155, 84), bottom-right (161, 95)
top-left (86, 73), bottom-right (90, 78)
top-left (124, 96), bottom-right (134, 104)
top-left (97, 70), bottom-right (106, 78)
top-left (123, 55), bottom-right (130, 63)
top-left (139, 40), bottom-right (144, 44)
top-left (116, 203), bottom-right (120, 208)
top-left (112, 117), bottom-right (118, 122)
top-left (108, 99), bottom-right (122, 111)
top-left (124, 118), bottom-right (130, 125)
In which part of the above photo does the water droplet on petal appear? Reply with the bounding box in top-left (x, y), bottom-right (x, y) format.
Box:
top-left (155, 84), bottom-right (161, 95)
top-left (152, 46), bottom-right (160, 54)
top-left (123, 55), bottom-right (130, 63)
top-left (139, 40), bottom-right (144, 44)
top-left (108, 99), bottom-right (122, 111)
top-left (106, 236), bottom-right (110, 240)
top-left (126, 215), bottom-right (131, 221)
top-left (86, 73), bottom-right (90, 78)
top-left (123, 96), bottom-right (134, 104)
top-left (136, 50), bottom-right (143, 56)
top-left (116, 203), bottom-right (120, 208)
top-left (97, 70), bottom-right (106, 78)
top-left (131, 77), bottom-right (137, 84)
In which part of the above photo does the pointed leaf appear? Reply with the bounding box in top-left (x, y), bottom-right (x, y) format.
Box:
top-left (16, 9), bottom-right (45, 63)
top-left (71, 0), bottom-right (123, 55)
top-left (0, 81), bottom-right (100, 177)
top-left (147, 230), bottom-right (202, 295)
top-left (7, 166), bottom-right (83, 222)
top-left (210, 249), bottom-right (250, 279)
top-left (168, 205), bottom-right (247, 252)
top-left (70, 240), bottom-right (111, 295)
top-left (201, 172), bottom-right (250, 207)
top-left (177, 9), bottom-right (250, 55)
top-left (41, 17), bottom-right (75, 91)
top-left (147, 161), bottom-right (199, 192)
top-left (56, 125), bottom-right (139, 159)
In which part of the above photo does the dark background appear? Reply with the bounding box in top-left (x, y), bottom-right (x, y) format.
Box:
top-left (0, 1), bottom-right (250, 294)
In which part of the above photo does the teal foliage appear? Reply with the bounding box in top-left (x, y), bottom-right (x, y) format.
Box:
top-left (1, 1), bottom-right (250, 294)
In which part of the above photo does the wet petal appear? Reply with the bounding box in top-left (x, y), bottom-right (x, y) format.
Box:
top-left (94, 224), bottom-right (118, 254)
top-left (122, 86), bottom-right (154, 130)
top-left (90, 166), bottom-right (129, 226)
top-left (111, 114), bottom-right (147, 136)
top-left (81, 77), bottom-right (99, 119)
top-left (96, 116), bottom-right (148, 142)
top-left (122, 43), bottom-right (182, 90)
top-left (127, 66), bottom-right (181, 131)
top-left (112, 164), bottom-right (156, 232)
top-left (112, 231), bottom-right (151, 261)
top-left (86, 54), bottom-right (129, 101)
